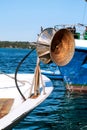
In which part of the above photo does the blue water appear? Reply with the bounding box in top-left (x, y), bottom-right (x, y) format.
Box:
top-left (0, 48), bottom-right (87, 130)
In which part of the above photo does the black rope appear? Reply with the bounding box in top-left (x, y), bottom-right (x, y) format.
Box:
top-left (15, 48), bottom-right (35, 101)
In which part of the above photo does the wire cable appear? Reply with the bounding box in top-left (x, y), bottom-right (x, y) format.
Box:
top-left (15, 48), bottom-right (35, 101)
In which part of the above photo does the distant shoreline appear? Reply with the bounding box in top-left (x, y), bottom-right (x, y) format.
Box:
top-left (0, 41), bottom-right (36, 49)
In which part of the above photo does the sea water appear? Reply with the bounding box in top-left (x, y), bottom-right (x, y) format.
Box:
top-left (0, 48), bottom-right (87, 130)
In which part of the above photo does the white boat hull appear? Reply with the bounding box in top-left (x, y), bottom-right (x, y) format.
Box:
top-left (41, 69), bottom-right (63, 79)
top-left (0, 74), bottom-right (53, 129)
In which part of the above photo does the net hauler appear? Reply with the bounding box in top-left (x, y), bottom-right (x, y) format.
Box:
top-left (36, 27), bottom-right (87, 93)
top-left (36, 28), bottom-right (75, 66)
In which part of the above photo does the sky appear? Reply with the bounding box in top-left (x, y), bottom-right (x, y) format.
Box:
top-left (0, 0), bottom-right (87, 42)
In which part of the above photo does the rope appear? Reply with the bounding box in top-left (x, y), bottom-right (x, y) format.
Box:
top-left (29, 57), bottom-right (46, 98)
top-left (0, 71), bottom-right (25, 85)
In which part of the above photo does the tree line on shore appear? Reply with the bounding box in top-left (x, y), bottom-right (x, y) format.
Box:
top-left (0, 41), bottom-right (36, 49)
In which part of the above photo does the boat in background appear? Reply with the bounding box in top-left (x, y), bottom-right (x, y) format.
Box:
top-left (54, 24), bottom-right (87, 92)
top-left (41, 63), bottom-right (63, 80)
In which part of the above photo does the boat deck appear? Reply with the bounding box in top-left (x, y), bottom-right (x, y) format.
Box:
top-left (0, 73), bottom-right (53, 130)
top-left (0, 98), bottom-right (14, 118)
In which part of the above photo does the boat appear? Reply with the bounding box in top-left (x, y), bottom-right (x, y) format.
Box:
top-left (36, 23), bottom-right (87, 93)
top-left (54, 24), bottom-right (87, 92)
top-left (0, 50), bottom-right (53, 130)
top-left (41, 63), bottom-right (63, 80)
top-left (41, 69), bottom-right (63, 80)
